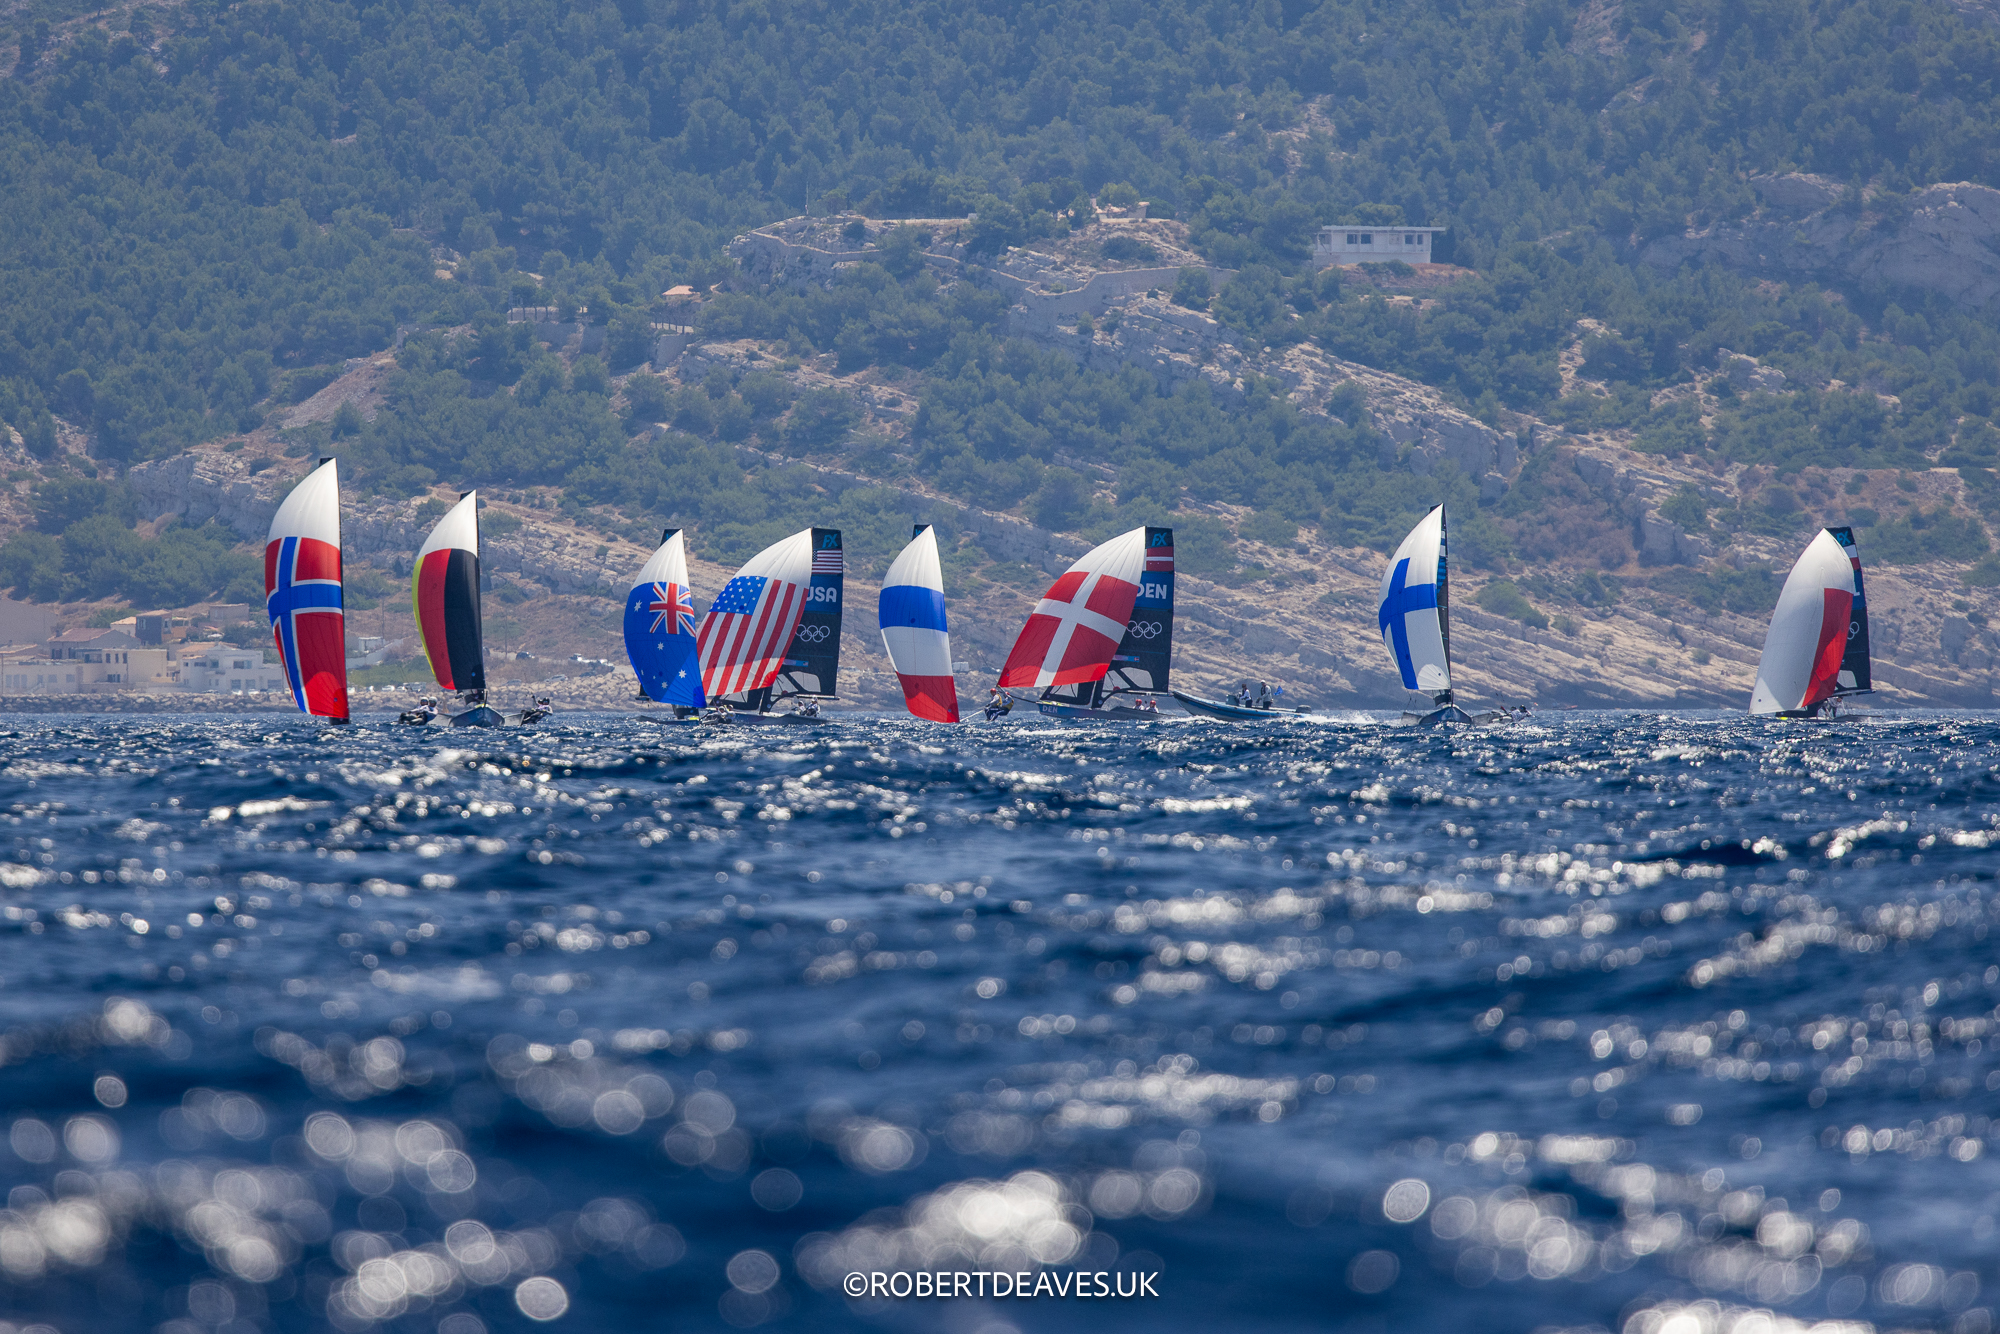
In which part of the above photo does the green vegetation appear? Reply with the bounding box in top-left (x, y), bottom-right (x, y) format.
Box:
top-left (1660, 485), bottom-right (1711, 534)
top-left (0, 0), bottom-right (1997, 584)
top-left (0, 478), bottom-right (260, 606)
top-left (1474, 580), bottom-right (1549, 629)
top-left (1857, 507), bottom-right (1992, 565)
top-left (1644, 564), bottom-right (1783, 618)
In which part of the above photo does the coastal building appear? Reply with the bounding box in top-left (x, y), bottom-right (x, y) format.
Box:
top-left (1313, 225), bottom-right (1446, 267)
top-left (2, 657), bottom-right (79, 693)
top-left (178, 645), bottom-right (287, 694)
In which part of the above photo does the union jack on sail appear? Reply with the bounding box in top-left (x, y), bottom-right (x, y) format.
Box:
top-left (648, 582), bottom-right (696, 636)
top-left (264, 457), bottom-right (348, 720)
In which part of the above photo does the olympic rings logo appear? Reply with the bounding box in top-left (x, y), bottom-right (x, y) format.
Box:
top-left (1124, 620), bottom-right (1164, 640)
top-left (795, 625), bottom-right (832, 644)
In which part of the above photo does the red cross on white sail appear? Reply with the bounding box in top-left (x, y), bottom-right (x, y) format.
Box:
top-left (998, 527), bottom-right (1147, 688)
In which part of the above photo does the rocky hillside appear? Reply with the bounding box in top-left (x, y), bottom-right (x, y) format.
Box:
top-left (5, 210), bottom-right (1999, 713)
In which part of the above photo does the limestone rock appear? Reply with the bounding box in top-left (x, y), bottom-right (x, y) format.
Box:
top-left (1643, 177), bottom-right (2000, 312)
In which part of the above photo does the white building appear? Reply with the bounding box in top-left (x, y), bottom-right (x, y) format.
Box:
top-left (1314, 225), bottom-right (1446, 267)
top-left (179, 645), bottom-right (288, 694)
top-left (2, 659), bottom-right (79, 693)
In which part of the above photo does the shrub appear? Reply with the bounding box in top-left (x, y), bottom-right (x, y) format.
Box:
top-left (1862, 507), bottom-right (1992, 565)
top-left (1474, 580), bottom-right (1548, 628)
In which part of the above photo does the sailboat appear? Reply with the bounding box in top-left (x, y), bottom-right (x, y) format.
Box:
top-left (623, 527), bottom-right (706, 718)
top-left (411, 491), bottom-right (505, 728)
top-left (265, 456), bottom-right (349, 722)
top-left (1377, 505), bottom-right (1499, 726)
top-left (997, 525), bottom-right (1175, 720)
top-left (696, 527), bottom-right (844, 722)
top-left (1750, 525), bottom-right (1873, 718)
top-left (878, 524), bottom-right (959, 721)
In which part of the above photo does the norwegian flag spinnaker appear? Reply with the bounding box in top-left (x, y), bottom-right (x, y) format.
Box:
top-left (264, 456), bottom-right (349, 721)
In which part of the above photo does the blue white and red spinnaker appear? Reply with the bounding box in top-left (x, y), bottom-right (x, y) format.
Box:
top-left (878, 524), bottom-right (957, 722)
top-left (696, 529), bottom-right (815, 699)
top-left (264, 457), bottom-right (348, 720)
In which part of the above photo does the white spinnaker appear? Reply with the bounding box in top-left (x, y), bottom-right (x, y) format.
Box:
top-left (268, 457), bottom-right (341, 547)
top-left (1377, 505), bottom-right (1450, 694)
top-left (879, 525), bottom-right (953, 680)
top-left (1750, 528), bottom-right (1856, 715)
top-left (631, 529), bottom-right (690, 592)
top-left (418, 491), bottom-right (480, 558)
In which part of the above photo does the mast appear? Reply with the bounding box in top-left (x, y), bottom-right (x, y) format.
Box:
top-left (1435, 506), bottom-right (1452, 708)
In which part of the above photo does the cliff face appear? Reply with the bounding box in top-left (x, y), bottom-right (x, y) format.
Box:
top-left (1642, 176), bottom-right (2000, 312)
top-left (126, 452), bottom-right (637, 597)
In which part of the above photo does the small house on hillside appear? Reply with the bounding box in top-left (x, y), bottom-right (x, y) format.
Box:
top-left (1314, 225), bottom-right (1446, 267)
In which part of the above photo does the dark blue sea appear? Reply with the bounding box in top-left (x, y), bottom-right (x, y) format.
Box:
top-left (3, 711), bottom-right (1999, 1334)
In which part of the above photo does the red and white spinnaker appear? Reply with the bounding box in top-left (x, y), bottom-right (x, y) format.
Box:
top-left (1750, 528), bottom-right (1856, 715)
top-left (997, 527), bottom-right (1147, 690)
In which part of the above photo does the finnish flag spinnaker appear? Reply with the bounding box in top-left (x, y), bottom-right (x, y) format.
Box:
top-left (1377, 504), bottom-right (1452, 700)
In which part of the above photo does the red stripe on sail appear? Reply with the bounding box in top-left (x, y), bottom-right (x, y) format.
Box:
top-left (715, 607), bottom-right (759, 698)
top-left (1084, 575), bottom-right (1138, 620)
top-left (416, 549), bottom-right (457, 691)
top-left (999, 614), bottom-right (1060, 687)
top-left (294, 610), bottom-right (349, 720)
top-left (293, 538), bottom-right (342, 582)
top-left (1041, 570), bottom-right (1087, 605)
top-left (733, 585), bottom-right (786, 697)
top-left (1804, 588), bottom-right (1853, 709)
top-left (898, 674), bottom-right (959, 722)
top-left (1053, 626), bottom-right (1121, 682)
top-left (744, 582), bottom-right (801, 692)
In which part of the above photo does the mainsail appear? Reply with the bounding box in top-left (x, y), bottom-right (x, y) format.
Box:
top-left (1827, 525), bottom-right (1873, 696)
top-left (1750, 528), bottom-right (1856, 715)
top-left (623, 528), bottom-right (705, 707)
top-left (773, 528), bottom-right (844, 700)
top-left (879, 524), bottom-right (957, 721)
top-left (998, 525), bottom-right (1151, 705)
top-left (1106, 526), bottom-right (1175, 694)
top-left (1378, 505), bottom-right (1452, 701)
top-left (265, 456), bottom-right (348, 720)
top-left (412, 491), bottom-right (486, 695)
top-left (696, 528), bottom-right (819, 704)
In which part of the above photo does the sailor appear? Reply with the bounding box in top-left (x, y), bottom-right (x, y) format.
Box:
top-left (1137, 695), bottom-right (1158, 715)
top-left (984, 688), bottom-right (1014, 721)
top-left (1254, 684), bottom-right (1274, 709)
top-left (795, 698), bottom-right (821, 718)
top-left (398, 697), bottom-right (438, 726)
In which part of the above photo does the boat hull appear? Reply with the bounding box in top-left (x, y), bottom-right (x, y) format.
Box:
top-left (711, 709), bottom-right (828, 726)
top-left (449, 705), bottom-right (508, 729)
top-left (1171, 690), bottom-right (1304, 721)
top-left (1401, 705), bottom-right (1509, 728)
top-left (1037, 701), bottom-right (1160, 721)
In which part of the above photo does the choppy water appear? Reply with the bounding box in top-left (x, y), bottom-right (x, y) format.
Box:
top-left (2, 712), bottom-right (1999, 1334)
